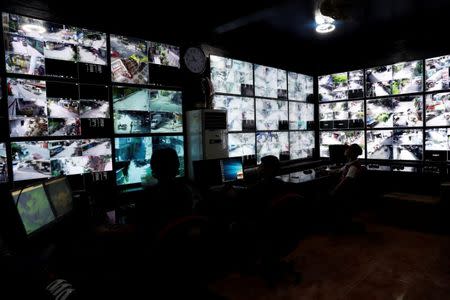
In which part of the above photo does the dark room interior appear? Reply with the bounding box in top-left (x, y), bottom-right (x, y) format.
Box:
top-left (0, 0), bottom-right (450, 299)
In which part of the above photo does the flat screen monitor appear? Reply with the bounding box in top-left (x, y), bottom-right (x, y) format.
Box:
top-left (366, 130), bottom-right (394, 160)
top-left (256, 99), bottom-right (288, 131)
top-left (148, 42), bottom-right (180, 68)
top-left (114, 136), bottom-right (184, 186)
top-left (11, 183), bottom-right (55, 235)
top-left (426, 92), bottom-right (450, 126)
top-left (228, 133), bottom-right (255, 158)
top-left (288, 72), bottom-right (314, 102)
top-left (425, 128), bottom-right (450, 161)
top-left (425, 55), bottom-right (450, 91)
top-left (319, 100), bottom-right (364, 129)
top-left (210, 55), bottom-right (254, 96)
top-left (256, 132), bottom-right (289, 163)
top-left (329, 145), bottom-right (347, 163)
top-left (319, 131), bottom-right (365, 157)
top-left (213, 95), bottom-right (255, 132)
top-left (289, 131), bottom-right (315, 160)
top-left (289, 102), bottom-right (314, 130)
top-left (110, 34), bottom-right (149, 84)
top-left (319, 70), bottom-right (364, 102)
top-left (393, 129), bottom-right (423, 161)
top-left (254, 65), bottom-right (287, 99)
top-left (0, 143), bottom-right (8, 183)
top-left (44, 177), bottom-right (73, 218)
top-left (220, 157), bottom-right (244, 182)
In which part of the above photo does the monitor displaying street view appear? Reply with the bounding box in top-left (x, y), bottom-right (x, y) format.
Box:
top-left (228, 133), bottom-right (256, 157)
top-left (425, 128), bottom-right (450, 151)
top-left (3, 12), bottom-right (107, 78)
top-left (0, 143), bottom-right (8, 183)
top-left (289, 102), bottom-right (314, 130)
top-left (393, 129), bottom-right (423, 160)
top-left (79, 84), bottom-right (109, 119)
top-left (11, 141), bottom-right (51, 181)
top-left (12, 184), bottom-right (55, 235)
top-left (115, 135), bottom-right (184, 186)
top-left (11, 139), bottom-right (112, 181)
top-left (367, 130), bottom-right (394, 159)
top-left (319, 100), bottom-right (364, 129)
top-left (113, 86), bottom-right (182, 134)
top-left (426, 92), bottom-right (450, 126)
top-left (319, 130), bottom-right (365, 157)
top-left (366, 60), bottom-right (423, 97)
top-left (254, 65), bottom-right (287, 99)
top-left (319, 70), bottom-right (364, 102)
top-left (256, 99), bottom-right (288, 131)
top-left (367, 96), bottom-right (423, 128)
top-left (256, 132), bottom-right (289, 163)
top-left (50, 139), bottom-right (112, 177)
top-left (110, 34), bottom-right (149, 84)
top-left (45, 177), bottom-right (73, 218)
top-left (148, 42), bottom-right (180, 68)
top-left (213, 95), bottom-right (255, 132)
top-left (288, 72), bottom-right (314, 102)
top-left (289, 131), bottom-right (315, 159)
top-left (425, 55), bottom-right (450, 91)
top-left (7, 78), bottom-right (107, 137)
top-left (210, 55), bottom-right (254, 96)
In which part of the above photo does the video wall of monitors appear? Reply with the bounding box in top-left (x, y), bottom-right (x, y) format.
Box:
top-left (210, 55), bottom-right (315, 162)
top-left (0, 11), bottom-right (183, 187)
top-left (114, 136), bottom-right (184, 186)
top-left (319, 55), bottom-right (450, 162)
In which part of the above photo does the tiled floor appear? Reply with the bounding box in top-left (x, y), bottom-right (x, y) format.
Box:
top-left (210, 224), bottom-right (450, 300)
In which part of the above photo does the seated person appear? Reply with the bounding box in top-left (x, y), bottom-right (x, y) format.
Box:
top-left (330, 143), bottom-right (365, 197)
top-left (136, 148), bottom-right (198, 239)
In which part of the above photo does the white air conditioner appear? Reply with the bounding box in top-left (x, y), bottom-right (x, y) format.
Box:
top-left (186, 109), bottom-right (228, 180)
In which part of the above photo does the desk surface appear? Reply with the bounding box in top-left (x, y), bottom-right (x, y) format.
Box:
top-left (277, 168), bottom-right (331, 184)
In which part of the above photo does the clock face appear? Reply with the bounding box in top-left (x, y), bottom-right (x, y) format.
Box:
top-left (184, 47), bottom-right (206, 74)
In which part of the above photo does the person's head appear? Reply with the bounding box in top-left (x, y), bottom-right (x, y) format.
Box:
top-left (344, 144), bottom-right (363, 161)
top-left (258, 155), bottom-right (280, 180)
top-left (150, 147), bottom-right (180, 182)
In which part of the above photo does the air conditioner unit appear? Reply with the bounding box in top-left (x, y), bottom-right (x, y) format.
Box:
top-left (186, 109), bottom-right (228, 180)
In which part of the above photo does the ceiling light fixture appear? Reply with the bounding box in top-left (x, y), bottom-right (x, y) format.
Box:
top-left (316, 23), bottom-right (335, 33)
top-left (314, 1), bottom-right (335, 34)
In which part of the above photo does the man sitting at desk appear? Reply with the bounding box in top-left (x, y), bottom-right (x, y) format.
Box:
top-left (330, 143), bottom-right (364, 197)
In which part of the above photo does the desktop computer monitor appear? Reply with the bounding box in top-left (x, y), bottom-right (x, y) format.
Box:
top-left (11, 184), bottom-right (56, 236)
top-left (329, 145), bottom-right (347, 164)
top-left (45, 177), bottom-right (73, 218)
top-left (220, 157), bottom-right (244, 183)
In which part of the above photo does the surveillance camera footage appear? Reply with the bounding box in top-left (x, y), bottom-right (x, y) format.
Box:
top-left (213, 95), bottom-right (255, 131)
top-left (289, 102), bottom-right (314, 130)
top-left (425, 128), bottom-right (450, 151)
top-left (210, 55), bottom-right (254, 96)
top-left (288, 72), bottom-right (314, 101)
top-left (256, 99), bottom-right (288, 131)
top-left (256, 132), bottom-right (289, 163)
top-left (319, 70), bottom-right (364, 102)
top-left (254, 65), bottom-right (287, 99)
top-left (110, 34), bottom-right (149, 84)
top-left (3, 12), bottom-right (107, 78)
top-left (319, 131), bottom-right (365, 157)
top-left (228, 133), bottom-right (256, 157)
top-left (148, 42), bottom-right (180, 68)
top-left (290, 131), bottom-right (315, 159)
top-left (115, 136), bottom-right (184, 186)
top-left (425, 55), bottom-right (450, 92)
top-left (113, 86), bottom-right (182, 134)
top-left (11, 139), bottom-right (112, 181)
top-left (79, 85), bottom-right (110, 119)
top-left (319, 100), bottom-right (364, 129)
top-left (0, 143), bottom-right (8, 183)
top-left (426, 92), bottom-right (450, 126)
top-left (393, 129), bottom-right (423, 161)
top-left (367, 130), bottom-right (394, 159)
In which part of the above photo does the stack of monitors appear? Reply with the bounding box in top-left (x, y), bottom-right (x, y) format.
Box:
top-left (319, 70), bottom-right (365, 157)
top-left (11, 177), bottom-right (73, 236)
top-left (114, 136), bottom-right (184, 186)
top-left (3, 12), bottom-right (108, 80)
top-left (11, 139), bottom-right (112, 181)
top-left (211, 55), bottom-right (314, 163)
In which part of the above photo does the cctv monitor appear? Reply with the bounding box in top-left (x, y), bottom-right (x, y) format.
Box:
top-left (44, 177), bottom-right (73, 218)
top-left (220, 157), bottom-right (244, 183)
top-left (11, 183), bottom-right (55, 235)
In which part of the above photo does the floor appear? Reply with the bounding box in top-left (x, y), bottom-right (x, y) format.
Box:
top-left (210, 223), bottom-right (450, 300)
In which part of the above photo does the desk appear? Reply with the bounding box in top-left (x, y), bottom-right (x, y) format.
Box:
top-left (277, 168), bottom-right (331, 184)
